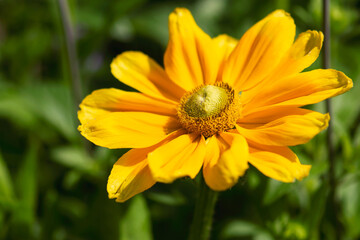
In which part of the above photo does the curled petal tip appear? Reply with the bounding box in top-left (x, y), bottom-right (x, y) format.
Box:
top-left (270, 9), bottom-right (291, 17)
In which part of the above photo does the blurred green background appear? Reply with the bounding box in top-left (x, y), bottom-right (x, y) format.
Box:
top-left (0, 0), bottom-right (360, 239)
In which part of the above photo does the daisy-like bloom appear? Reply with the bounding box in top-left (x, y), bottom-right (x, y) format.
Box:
top-left (78, 8), bottom-right (352, 202)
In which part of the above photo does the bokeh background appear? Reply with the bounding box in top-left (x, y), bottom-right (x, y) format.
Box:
top-left (1, 0), bottom-right (360, 239)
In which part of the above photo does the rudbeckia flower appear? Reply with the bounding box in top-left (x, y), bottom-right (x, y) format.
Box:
top-left (78, 8), bottom-right (352, 202)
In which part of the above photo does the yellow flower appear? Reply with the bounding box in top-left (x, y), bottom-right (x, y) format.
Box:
top-left (78, 8), bottom-right (352, 202)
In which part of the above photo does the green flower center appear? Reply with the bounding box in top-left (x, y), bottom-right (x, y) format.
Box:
top-left (177, 82), bottom-right (241, 138)
top-left (183, 85), bottom-right (229, 118)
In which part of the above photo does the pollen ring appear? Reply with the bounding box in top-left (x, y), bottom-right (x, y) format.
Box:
top-left (177, 82), bottom-right (241, 138)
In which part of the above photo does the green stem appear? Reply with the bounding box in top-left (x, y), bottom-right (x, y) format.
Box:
top-left (322, 0), bottom-right (342, 238)
top-left (57, 0), bottom-right (83, 107)
top-left (188, 175), bottom-right (219, 240)
top-left (56, 0), bottom-right (91, 152)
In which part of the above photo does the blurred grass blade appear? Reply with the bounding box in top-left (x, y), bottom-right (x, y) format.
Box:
top-left (57, 0), bottom-right (83, 107)
top-left (0, 152), bottom-right (16, 209)
top-left (146, 191), bottom-right (186, 206)
top-left (119, 195), bottom-right (153, 240)
top-left (51, 146), bottom-right (101, 176)
top-left (263, 179), bottom-right (292, 206)
top-left (306, 183), bottom-right (329, 238)
top-left (21, 83), bottom-right (78, 141)
top-left (13, 138), bottom-right (40, 224)
top-left (337, 174), bottom-right (360, 238)
top-left (0, 89), bottom-right (37, 129)
top-left (220, 220), bottom-right (274, 240)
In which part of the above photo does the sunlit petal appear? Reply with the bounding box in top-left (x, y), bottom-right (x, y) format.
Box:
top-left (223, 10), bottom-right (295, 91)
top-left (111, 51), bottom-right (185, 101)
top-left (242, 69), bottom-right (352, 115)
top-left (148, 133), bottom-right (206, 183)
top-left (78, 88), bottom-right (177, 124)
top-left (249, 143), bottom-right (311, 182)
top-left (203, 133), bottom-right (249, 191)
top-left (164, 8), bottom-right (219, 89)
top-left (79, 112), bottom-right (181, 149)
top-left (107, 148), bottom-right (156, 203)
top-left (237, 109), bottom-right (329, 146)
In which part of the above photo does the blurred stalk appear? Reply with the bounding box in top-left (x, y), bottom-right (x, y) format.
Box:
top-left (57, 0), bottom-right (83, 108)
top-left (56, 0), bottom-right (91, 152)
top-left (322, 0), bottom-right (341, 239)
top-left (188, 175), bottom-right (218, 240)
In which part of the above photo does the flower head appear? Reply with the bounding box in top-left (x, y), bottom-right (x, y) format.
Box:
top-left (78, 8), bottom-right (352, 202)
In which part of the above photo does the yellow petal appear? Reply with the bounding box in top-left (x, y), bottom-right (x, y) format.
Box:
top-left (107, 130), bottom-right (185, 202)
top-left (241, 30), bottom-right (324, 105)
top-left (237, 110), bottom-right (330, 146)
top-left (111, 51), bottom-right (185, 101)
top-left (164, 8), bottom-right (218, 89)
top-left (148, 133), bottom-right (206, 183)
top-left (272, 30), bottom-right (323, 78)
top-left (107, 148), bottom-right (156, 202)
top-left (203, 133), bottom-right (249, 191)
top-left (239, 106), bottom-right (310, 127)
top-left (212, 34), bottom-right (238, 81)
top-left (78, 88), bottom-right (177, 124)
top-left (79, 112), bottom-right (181, 149)
top-left (248, 143), bottom-right (311, 182)
top-left (222, 10), bottom-right (295, 91)
top-left (242, 69), bottom-right (353, 115)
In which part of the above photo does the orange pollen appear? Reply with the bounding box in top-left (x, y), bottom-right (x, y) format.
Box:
top-left (177, 82), bottom-right (241, 138)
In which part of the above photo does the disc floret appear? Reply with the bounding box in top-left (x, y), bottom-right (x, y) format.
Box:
top-left (177, 82), bottom-right (241, 138)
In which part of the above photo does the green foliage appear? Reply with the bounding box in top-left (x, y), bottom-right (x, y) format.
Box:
top-left (119, 195), bottom-right (153, 240)
top-left (0, 152), bottom-right (15, 209)
top-left (220, 220), bottom-right (274, 240)
top-left (0, 0), bottom-right (359, 239)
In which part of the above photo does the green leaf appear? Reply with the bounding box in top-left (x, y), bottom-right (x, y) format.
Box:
top-left (0, 209), bottom-right (5, 237)
top-left (0, 152), bottom-right (16, 209)
top-left (146, 191), bottom-right (186, 206)
top-left (337, 173), bottom-right (360, 238)
top-left (0, 89), bottom-right (37, 129)
top-left (220, 220), bottom-right (274, 240)
top-left (13, 138), bottom-right (40, 225)
top-left (305, 183), bottom-right (329, 239)
top-left (21, 83), bottom-right (78, 142)
top-left (119, 195), bottom-right (153, 240)
top-left (284, 221), bottom-right (307, 240)
top-left (51, 146), bottom-right (101, 176)
top-left (263, 179), bottom-right (292, 205)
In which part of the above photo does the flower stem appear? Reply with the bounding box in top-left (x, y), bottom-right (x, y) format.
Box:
top-left (188, 175), bottom-right (219, 240)
top-left (322, 0), bottom-right (341, 238)
top-left (56, 0), bottom-right (91, 152)
top-left (57, 0), bottom-right (83, 107)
